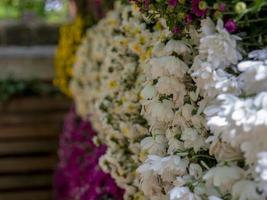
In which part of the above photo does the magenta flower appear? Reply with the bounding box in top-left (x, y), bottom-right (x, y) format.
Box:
top-left (218, 3), bottom-right (226, 12)
top-left (172, 26), bottom-right (181, 34)
top-left (168, 0), bottom-right (177, 7)
top-left (191, 0), bottom-right (208, 17)
top-left (185, 13), bottom-right (193, 24)
top-left (54, 106), bottom-right (124, 200)
top-left (224, 19), bottom-right (237, 33)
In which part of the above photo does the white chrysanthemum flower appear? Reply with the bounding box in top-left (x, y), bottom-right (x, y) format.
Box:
top-left (206, 92), bottom-right (267, 164)
top-left (155, 76), bottom-right (186, 106)
top-left (156, 76), bottom-right (181, 95)
top-left (238, 59), bottom-right (267, 95)
top-left (199, 19), bottom-right (242, 69)
top-left (152, 41), bottom-right (166, 57)
top-left (138, 155), bottom-right (188, 175)
top-left (159, 156), bottom-right (188, 176)
top-left (149, 56), bottom-right (188, 79)
top-left (232, 180), bottom-right (263, 200)
top-left (140, 84), bottom-right (157, 100)
top-left (148, 99), bottom-right (175, 123)
top-left (203, 166), bottom-right (244, 193)
top-left (191, 57), bottom-right (240, 99)
top-left (181, 128), bottom-right (206, 152)
top-left (208, 138), bottom-right (242, 162)
top-left (138, 154), bottom-right (189, 194)
top-left (169, 186), bottom-right (201, 200)
top-left (189, 163), bottom-right (203, 179)
top-left (201, 18), bottom-right (216, 36)
top-left (208, 196), bottom-right (223, 200)
top-left (138, 170), bottom-right (163, 198)
top-left (141, 134), bottom-right (167, 156)
top-left (256, 152), bottom-right (267, 196)
top-left (249, 48), bottom-right (267, 60)
top-left (164, 39), bottom-right (191, 55)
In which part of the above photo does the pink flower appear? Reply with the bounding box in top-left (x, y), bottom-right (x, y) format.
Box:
top-left (218, 3), bottom-right (226, 12)
top-left (172, 26), bottom-right (181, 34)
top-left (224, 19), bottom-right (237, 33)
top-left (54, 106), bottom-right (124, 200)
top-left (143, 0), bottom-right (150, 9)
top-left (168, 0), bottom-right (177, 7)
top-left (185, 13), bottom-right (193, 24)
top-left (191, 0), bottom-right (208, 17)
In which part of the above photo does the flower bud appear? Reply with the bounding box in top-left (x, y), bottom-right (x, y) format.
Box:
top-left (235, 2), bottom-right (247, 14)
top-left (199, 1), bottom-right (208, 10)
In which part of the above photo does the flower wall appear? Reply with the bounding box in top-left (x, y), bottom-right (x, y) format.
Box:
top-left (56, 0), bottom-right (267, 200)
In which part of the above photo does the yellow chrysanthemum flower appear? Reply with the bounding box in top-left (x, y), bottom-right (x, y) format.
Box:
top-left (54, 16), bottom-right (85, 96)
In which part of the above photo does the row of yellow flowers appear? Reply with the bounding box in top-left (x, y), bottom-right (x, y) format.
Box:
top-left (54, 16), bottom-right (85, 96)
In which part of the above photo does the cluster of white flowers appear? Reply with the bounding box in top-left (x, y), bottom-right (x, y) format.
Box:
top-left (205, 47), bottom-right (267, 199)
top-left (71, 3), bottom-right (170, 200)
top-left (95, 6), bottom-right (154, 199)
top-left (138, 17), bottom-right (267, 200)
top-left (71, 3), bottom-right (123, 135)
top-left (138, 34), bottom-right (212, 199)
top-left (194, 17), bottom-right (267, 199)
top-left (71, 2), bottom-right (267, 200)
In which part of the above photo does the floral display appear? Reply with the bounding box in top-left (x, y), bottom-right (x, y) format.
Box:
top-left (68, 0), bottom-right (267, 200)
top-left (54, 106), bottom-right (124, 200)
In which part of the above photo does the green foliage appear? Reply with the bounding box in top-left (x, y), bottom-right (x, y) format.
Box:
top-left (0, 78), bottom-right (60, 102)
top-left (0, 0), bottom-right (68, 23)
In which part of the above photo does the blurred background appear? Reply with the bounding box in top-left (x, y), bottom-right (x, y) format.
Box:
top-left (0, 1), bottom-right (71, 200)
top-left (0, 0), bottom-right (115, 199)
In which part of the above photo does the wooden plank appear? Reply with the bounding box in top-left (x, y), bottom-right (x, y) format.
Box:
top-left (0, 97), bottom-right (71, 113)
top-left (0, 112), bottom-right (65, 125)
top-left (0, 124), bottom-right (62, 140)
top-left (0, 190), bottom-right (52, 200)
top-left (0, 174), bottom-right (52, 190)
top-left (0, 156), bottom-right (56, 173)
top-left (0, 141), bottom-right (57, 156)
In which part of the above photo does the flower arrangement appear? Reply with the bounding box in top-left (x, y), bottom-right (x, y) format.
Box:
top-left (54, 106), bottom-right (124, 200)
top-left (69, 0), bottom-right (267, 200)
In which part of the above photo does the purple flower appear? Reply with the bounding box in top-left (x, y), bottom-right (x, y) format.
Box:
top-left (218, 3), bottom-right (226, 12)
top-left (168, 0), bottom-right (177, 7)
top-left (224, 19), bottom-right (237, 33)
top-left (144, 0), bottom-right (150, 9)
top-left (191, 0), bottom-right (208, 17)
top-left (54, 106), bottom-right (124, 200)
top-left (185, 13), bottom-right (193, 24)
top-left (172, 26), bottom-right (181, 34)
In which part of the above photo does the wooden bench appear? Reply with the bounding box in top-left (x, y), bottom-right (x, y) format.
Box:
top-left (0, 97), bottom-right (70, 200)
